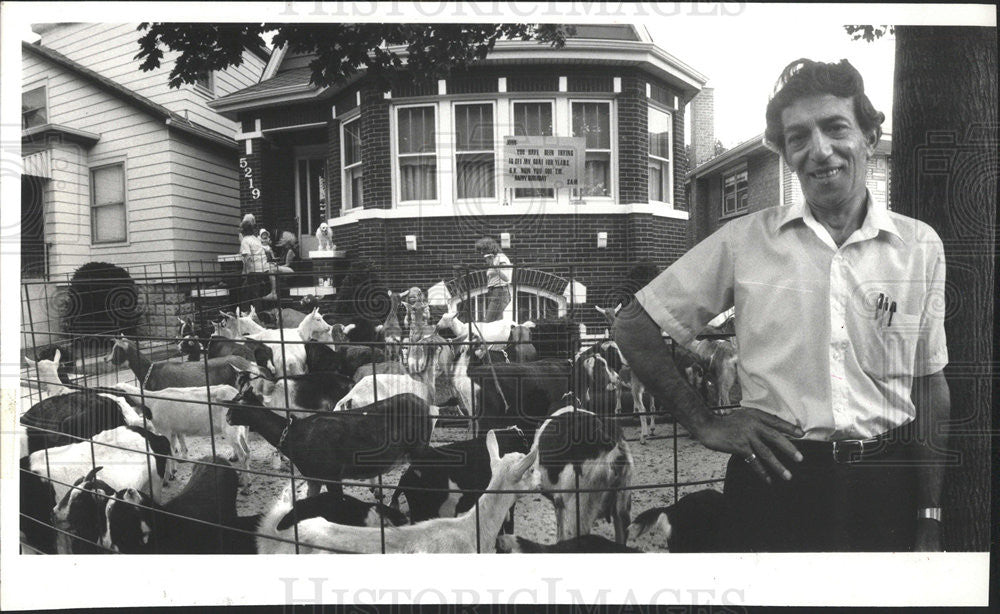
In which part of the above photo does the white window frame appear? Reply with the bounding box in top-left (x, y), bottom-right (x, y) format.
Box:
top-left (393, 103), bottom-right (440, 206)
top-left (570, 99), bottom-right (615, 201)
top-left (340, 113), bottom-right (363, 211)
top-left (90, 161), bottom-right (128, 246)
top-left (453, 100), bottom-right (498, 204)
top-left (22, 82), bottom-right (48, 130)
top-left (722, 167), bottom-right (749, 217)
top-left (648, 103), bottom-right (673, 207)
top-left (509, 98), bottom-right (557, 204)
top-left (448, 285), bottom-right (568, 321)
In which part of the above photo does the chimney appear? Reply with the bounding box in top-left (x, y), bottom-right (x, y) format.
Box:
top-left (689, 87), bottom-right (715, 169)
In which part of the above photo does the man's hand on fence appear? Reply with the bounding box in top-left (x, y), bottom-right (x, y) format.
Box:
top-left (691, 407), bottom-right (804, 483)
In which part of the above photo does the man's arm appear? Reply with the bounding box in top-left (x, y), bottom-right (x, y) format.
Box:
top-left (612, 300), bottom-right (804, 482)
top-left (911, 369), bottom-right (951, 551)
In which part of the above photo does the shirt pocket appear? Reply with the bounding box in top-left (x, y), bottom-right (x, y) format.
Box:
top-left (856, 311), bottom-right (923, 379)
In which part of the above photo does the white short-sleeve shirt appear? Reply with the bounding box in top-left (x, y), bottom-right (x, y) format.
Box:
top-left (635, 195), bottom-right (948, 441)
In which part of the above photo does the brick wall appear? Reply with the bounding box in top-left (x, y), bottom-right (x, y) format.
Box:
top-left (747, 152), bottom-right (780, 214)
top-left (617, 74), bottom-right (648, 204)
top-left (673, 104), bottom-right (688, 211)
top-left (361, 85), bottom-right (391, 209)
top-left (327, 212), bottom-right (688, 331)
top-left (689, 87), bottom-right (715, 168)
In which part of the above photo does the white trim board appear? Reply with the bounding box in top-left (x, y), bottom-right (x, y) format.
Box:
top-left (327, 203), bottom-right (688, 227)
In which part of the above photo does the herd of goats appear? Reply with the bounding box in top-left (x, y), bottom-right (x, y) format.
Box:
top-left (19, 291), bottom-right (739, 555)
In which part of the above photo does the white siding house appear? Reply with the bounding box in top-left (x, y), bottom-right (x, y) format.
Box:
top-left (20, 24), bottom-right (268, 279)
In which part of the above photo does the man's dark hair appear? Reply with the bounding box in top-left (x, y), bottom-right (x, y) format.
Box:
top-left (764, 58), bottom-right (884, 155)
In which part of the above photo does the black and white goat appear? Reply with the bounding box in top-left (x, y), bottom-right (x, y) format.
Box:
top-left (225, 381), bottom-right (434, 497)
top-left (274, 490), bottom-right (409, 531)
top-left (255, 430), bottom-right (537, 553)
top-left (21, 426), bottom-right (171, 554)
top-left (532, 406), bottom-right (634, 545)
top-left (24, 348), bottom-right (71, 397)
top-left (389, 426), bottom-right (530, 523)
top-left (19, 388), bottom-right (145, 455)
top-left (627, 489), bottom-right (726, 552)
top-left (101, 457), bottom-right (261, 554)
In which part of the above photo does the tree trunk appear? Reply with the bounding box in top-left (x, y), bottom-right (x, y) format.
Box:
top-left (892, 26), bottom-right (997, 551)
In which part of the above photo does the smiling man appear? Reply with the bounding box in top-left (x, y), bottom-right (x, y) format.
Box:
top-left (613, 59), bottom-right (951, 552)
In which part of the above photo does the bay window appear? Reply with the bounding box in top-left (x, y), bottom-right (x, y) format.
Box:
top-left (342, 118), bottom-right (363, 209)
top-left (572, 101), bottom-right (611, 198)
top-left (512, 101), bottom-right (554, 199)
top-left (648, 105), bottom-right (672, 204)
top-left (396, 105), bottom-right (437, 202)
top-left (455, 103), bottom-right (495, 200)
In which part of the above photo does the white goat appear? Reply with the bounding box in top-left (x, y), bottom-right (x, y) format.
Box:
top-left (255, 430), bottom-right (537, 553)
top-left (435, 304), bottom-right (516, 351)
top-left (114, 383), bottom-right (249, 486)
top-left (238, 307), bottom-right (332, 377)
top-left (24, 349), bottom-right (70, 398)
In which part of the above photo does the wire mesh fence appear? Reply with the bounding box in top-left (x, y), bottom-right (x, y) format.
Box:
top-left (18, 260), bottom-right (739, 554)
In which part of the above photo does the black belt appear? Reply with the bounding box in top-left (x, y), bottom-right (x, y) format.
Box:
top-left (792, 421), bottom-right (915, 464)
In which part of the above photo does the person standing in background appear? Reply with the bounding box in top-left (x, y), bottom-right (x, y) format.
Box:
top-left (476, 237), bottom-right (512, 322)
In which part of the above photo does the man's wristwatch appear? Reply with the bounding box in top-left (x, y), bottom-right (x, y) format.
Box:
top-left (918, 507), bottom-right (942, 522)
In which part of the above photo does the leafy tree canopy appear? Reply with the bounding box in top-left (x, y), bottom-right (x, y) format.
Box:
top-left (844, 25), bottom-right (895, 42)
top-left (136, 23), bottom-right (573, 90)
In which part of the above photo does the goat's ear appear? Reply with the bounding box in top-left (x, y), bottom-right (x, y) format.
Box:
top-left (486, 429), bottom-right (500, 462)
top-left (53, 348), bottom-right (61, 364)
top-left (514, 448), bottom-right (538, 478)
top-left (595, 305), bottom-right (606, 315)
top-left (24, 355), bottom-right (36, 367)
top-left (614, 303), bottom-right (622, 315)
top-left (84, 466), bottom-right (104, 482)
top-left (343, 323), bottom-right (356, 334)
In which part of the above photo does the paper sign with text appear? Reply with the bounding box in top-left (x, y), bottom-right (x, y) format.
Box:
top-left (502, 136), bottom-right (586, 190)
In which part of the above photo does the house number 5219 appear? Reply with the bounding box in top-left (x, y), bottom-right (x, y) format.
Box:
top-left (239, 157), bottom-right (261, 199)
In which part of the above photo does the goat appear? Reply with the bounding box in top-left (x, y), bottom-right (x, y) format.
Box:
top-left (689, 338), bottom-right (739, 406)
top-left (50, 466), bottom-right (118, 554)
top-left (241, 364), bottom-right (356, 419)
top-left (240, 307), bottom-right (334, 377)
top-left (333, 334), bottom-right (447, 425)
top-left (274, 490), bottom-right (409, 531)
top-left (435, 304), bottom-right (516, 350)
top-left (255, 430), bottom-right (537, 553)
top-left (506, 321), bottom-right (537, 362)
top-left (19, 389), bottom-right (146, 455)
top-left (104, 335), bottom-right (253, 391)
top-left (102, 457), bottom-right (260, 554)
top-left (496, 533), bottom-right (643, 553)
top-left (389, 426), bottom-right (530, 523)
top-left (597, 304), bottom-right (665, 443)
top-left (303, 339), bottom-right (382, 380)
top-left (23, 426), bottom-right (171, 553)
top-left (26, 426), bottom-right (170, 506)
top-left (378, 291), bottom-right (404, 362)
top-left (113, 383), bottom-right (250, 486)
top-left (533, 406), bottom-right (634, 544)
top-left (466, 357), bottom-right (575, 439)
top-left (627, 489), bottom-right (726, 552)
top-left (24, 349), bottom-right (70, 397)
top-left (352, 361), bottom-right (408, 382)
top-left (225, 381), bottom-right (434, 497)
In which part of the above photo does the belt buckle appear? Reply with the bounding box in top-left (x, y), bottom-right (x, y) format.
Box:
top-left (832, 439), bottom-right (865, 463)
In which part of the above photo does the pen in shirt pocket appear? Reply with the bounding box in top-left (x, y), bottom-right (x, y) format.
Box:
top-left (887, 301), bottom-right (896, 327)
top-left (875, 293), bottom-right (885, 320)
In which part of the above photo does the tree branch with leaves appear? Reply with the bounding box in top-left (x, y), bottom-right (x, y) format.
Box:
top-left (136, 23), bottom-right (573, 91)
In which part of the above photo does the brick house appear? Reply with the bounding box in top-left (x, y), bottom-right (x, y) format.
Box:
top-left (209, 24), bottom-right (707, 330)
top-left (686, 131), bottom-right (892, 244)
